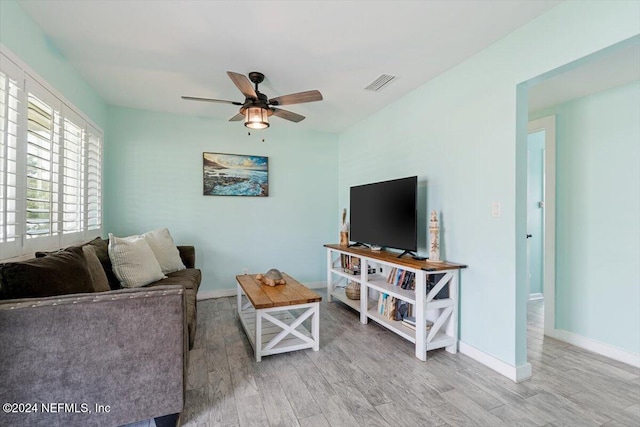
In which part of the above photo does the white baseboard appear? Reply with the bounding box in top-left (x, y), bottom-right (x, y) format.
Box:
top-left (529, 293), bottom-right (544, 301)
top-left (197, 288), bottom-right (235, 300)
top-left (197, 281), bottom-right (327, 301)
top-left (546, 328), bottom-right (640, 368)
top-left (459, 341), bottom-right (532, 383)
top-left (304, 281), bottom-right (326, 289)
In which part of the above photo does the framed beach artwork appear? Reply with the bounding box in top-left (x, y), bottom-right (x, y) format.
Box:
top-left (203, 152), bottom-right (269, 197)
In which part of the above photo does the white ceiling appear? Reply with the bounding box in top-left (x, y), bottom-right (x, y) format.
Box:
top-left (529, 39), bottom-right (640, 112)
top-left (18, 0), bottom-right (560, 133)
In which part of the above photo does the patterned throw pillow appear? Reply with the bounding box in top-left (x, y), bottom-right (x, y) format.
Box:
top-left (108, 233), bottom-right (166, 288)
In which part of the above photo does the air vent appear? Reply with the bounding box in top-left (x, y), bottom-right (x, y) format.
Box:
top-left (364, 74), bottom-right (397, 92)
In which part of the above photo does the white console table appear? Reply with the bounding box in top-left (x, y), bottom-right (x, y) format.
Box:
top-left (325, 244), bottom-right (466, 361)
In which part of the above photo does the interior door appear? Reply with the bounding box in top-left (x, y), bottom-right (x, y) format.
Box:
top-left (527, 130), bottom-right (545, 298)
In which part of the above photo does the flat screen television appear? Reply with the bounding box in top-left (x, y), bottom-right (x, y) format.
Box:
top-left (349, 176), bottom-right (417, 256)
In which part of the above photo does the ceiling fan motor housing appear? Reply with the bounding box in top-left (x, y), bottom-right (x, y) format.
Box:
top-left (240, 87), bottom-right (274, 116)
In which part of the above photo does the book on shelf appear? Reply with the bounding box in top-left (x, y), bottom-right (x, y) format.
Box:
top-left (384, 267), bottom-right (417, 290)
top-left (401, 316), bottom-right (434, 331)
top-left (340, 255), bottom-right (360, 270)
top-left (377, 293), bottom-right (398, 320)
top-left (401, 271), bottom-right (415, 289)
top-left (387, 267), bottom-right (397, 284)
top-left (378, 293), bottom-right (386, 315)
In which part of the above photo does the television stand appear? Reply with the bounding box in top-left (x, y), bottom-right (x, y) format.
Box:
top-left (397, 250), bottom-right (416, 259)
top-left (348, 242), bottom-right (370, 249)
top-left (324, 244), bottom-right (467, 361)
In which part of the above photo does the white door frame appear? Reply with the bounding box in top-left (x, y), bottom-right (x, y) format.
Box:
top-left (527, 116), bottom-right (556, 335)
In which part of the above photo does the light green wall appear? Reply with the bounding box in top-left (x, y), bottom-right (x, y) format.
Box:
top-left (338, 1), bottom-right (640, 367)
top-left (0, 0), bottom-right (107, 128)
top-left (538, 82), bottom-right (639, 354)
top-left (105, 107), bottom-right (339, 292)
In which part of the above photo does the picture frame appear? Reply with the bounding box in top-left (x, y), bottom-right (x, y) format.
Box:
top-left (203, 152), bottom-right (269, 197)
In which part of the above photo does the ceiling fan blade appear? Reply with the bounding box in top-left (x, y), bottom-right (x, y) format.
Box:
top-left (182, 96), bottom-right (242, 105)
top-left (272, 108), bottom-right (305, 123)
top-left (229, 113), bottom-right (244, 121)
top-left (269, 90), bottom-right (322, 106)
top-left (227, 71), bottom-right (257, 99)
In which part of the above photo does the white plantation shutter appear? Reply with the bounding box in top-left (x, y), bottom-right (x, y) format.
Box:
top-left (0, 55), bottom-right (22, 257)
top-left (86, 126), bottom-right (102, 231)
top-left (61, 108), bottom-right (84, 235)
top-left (25, 89), bottom-right (60, 240)
top-left (0, 47), bottom-right (104, 258)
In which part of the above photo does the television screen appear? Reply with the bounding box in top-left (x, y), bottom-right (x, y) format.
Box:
top-left (350, 176), bottom-right (417, 252)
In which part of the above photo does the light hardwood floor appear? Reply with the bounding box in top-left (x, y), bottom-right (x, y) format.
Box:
top-left (129, 294), bottom-right (640, 427)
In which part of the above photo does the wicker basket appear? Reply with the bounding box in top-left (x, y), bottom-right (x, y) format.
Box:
top-left (345, 281), bottom-right (361, 300)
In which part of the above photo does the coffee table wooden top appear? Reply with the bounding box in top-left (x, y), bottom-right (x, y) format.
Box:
top-left (236, 273), bottom-right (322, 309)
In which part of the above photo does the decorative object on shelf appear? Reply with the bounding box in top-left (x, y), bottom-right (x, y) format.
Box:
top-left (402, 317), bottom-right (434, 331)
top-left (345, 281), bottom-right (360, 300)
top-left (256, 269), bottom-right (286, 287)
top-left (203, 152), bottom-right (268, 197)
top-left (429, 210), bottom-right (442, 262)
top-left (340, 208), bottom-right (349, 246)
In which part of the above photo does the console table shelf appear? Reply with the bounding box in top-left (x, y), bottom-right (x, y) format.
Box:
top-left (325, 244), bottom-right (466, 361)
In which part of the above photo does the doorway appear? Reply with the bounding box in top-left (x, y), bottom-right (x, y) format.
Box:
top-left (527, 129), bottom-right (544, 300)
top-left (526, 116), bottom-right (556, 336)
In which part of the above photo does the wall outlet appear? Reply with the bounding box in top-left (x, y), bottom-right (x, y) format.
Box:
top-left (491, 202), bottom-right (501, 218)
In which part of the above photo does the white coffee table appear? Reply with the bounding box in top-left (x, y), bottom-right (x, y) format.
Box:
top-left (236, 273), bottom-right (322, 361)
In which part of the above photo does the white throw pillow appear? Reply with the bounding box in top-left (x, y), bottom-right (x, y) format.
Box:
top-left (108, 233), bottom-right (166, 288)
top-left (142, 228), bottom-right (186, 274)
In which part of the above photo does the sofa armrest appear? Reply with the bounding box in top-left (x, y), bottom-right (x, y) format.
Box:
top-left (0, 286), bottom-right (187, 427)
top-left (177, 246), bottom-right (195, 269)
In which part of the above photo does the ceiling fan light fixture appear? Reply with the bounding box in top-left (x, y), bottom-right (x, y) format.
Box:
top-left (244, 107), bottom-right (269, 130)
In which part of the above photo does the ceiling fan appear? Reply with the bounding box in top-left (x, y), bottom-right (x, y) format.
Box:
top-left (182, 71), bottom-right (323, 130)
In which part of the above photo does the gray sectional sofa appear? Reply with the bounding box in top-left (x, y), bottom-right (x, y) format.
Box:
top-left (0, 237), bottom-right (200, 427)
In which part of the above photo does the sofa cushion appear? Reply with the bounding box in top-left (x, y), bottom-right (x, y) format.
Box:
top-left (142, 228), bottom-right (186, 274)
top-left (84, 237), bottom-right (121, 290)
top-left (108, 234), bottom-right (166, 288)
top-left (159, 269), bottom-right (202, 292)
top-left (0, 246), bottom-right (95, 299)
top-left (82, 246), bottom-right (110, 292)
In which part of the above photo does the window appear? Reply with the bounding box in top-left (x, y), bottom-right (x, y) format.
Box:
top-left (0, 50), bottom-right (103, 259)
